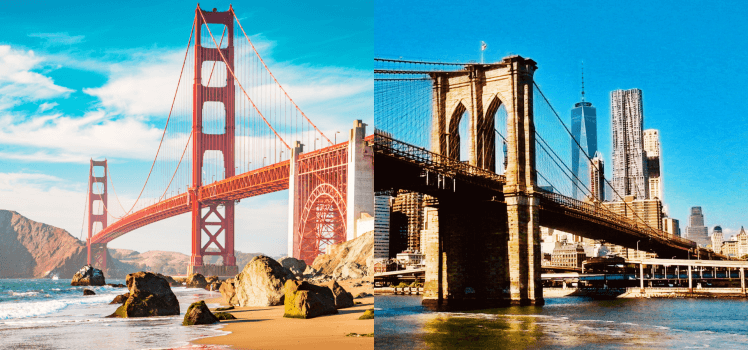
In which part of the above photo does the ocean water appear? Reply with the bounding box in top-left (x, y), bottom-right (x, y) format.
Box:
top-left (375, 295), bottom-right (748, 349)
top-left (0, 279), bottom-right (230, 350)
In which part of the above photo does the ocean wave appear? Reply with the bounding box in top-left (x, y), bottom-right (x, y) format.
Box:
top-left (0, 292), bottom-right (119, 320)
top-left (8, 291), bottom-right (40, 297)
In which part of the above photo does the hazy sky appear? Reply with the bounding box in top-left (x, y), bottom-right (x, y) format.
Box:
top-left (375, 0), bottom-right (748, 238)
top-left (0, 1), bottom-right (373, 256)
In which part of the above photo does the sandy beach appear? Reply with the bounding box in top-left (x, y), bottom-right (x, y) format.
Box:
top-left (192, 279), bottom-right (374, 350)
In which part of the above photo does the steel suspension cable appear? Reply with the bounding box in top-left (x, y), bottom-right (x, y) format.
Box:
top-left (198, 9), bottom-right (290, 150)
top-left (231, 10), bottom-right (332, 145)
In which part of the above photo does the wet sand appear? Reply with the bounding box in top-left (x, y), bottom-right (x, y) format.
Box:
top-left (192, 279), bottom-right (374, 350)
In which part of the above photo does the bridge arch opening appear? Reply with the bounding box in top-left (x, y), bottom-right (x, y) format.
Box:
top-left (297, 183), bottom-right (347, 265)
top-left (200, 24), bottom-right (229, 49)
top-left (485, 95), bottom-right (508, 174)
top-left (202, 101), bottom-right (226, 135)
top-left (201, 61), bottom-right (228, 87)
top-left (448, 102), bottom-right (470, 162)
top-left (202, 150), bottom-right (226, 184)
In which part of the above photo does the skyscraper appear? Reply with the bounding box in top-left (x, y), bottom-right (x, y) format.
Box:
top-left (571, 70), bottom-right (597, 200)
top-left (589, 151), bottom-right (605, 202)
top-left (643, 129), bottom-right (663, 200)
top-left (711, 225), bottom-right (723, 254)
top-left (610, 88), bottom-right (648, 200)
top-left (685, 206), bottom-right (709, 247)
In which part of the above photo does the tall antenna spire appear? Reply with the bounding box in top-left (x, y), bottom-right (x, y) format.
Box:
top-left (581, 61), bottom-right (585, 102)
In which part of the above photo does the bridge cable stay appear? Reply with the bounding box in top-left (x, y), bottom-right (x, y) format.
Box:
top-left (78, 177), bottom-right (90, 240)
top-left (100, 15), bottom-right (197, 219)
top-left (531, 83), bottom-right (667, 237)
top-left (232, 10), bottom-right (331, 146)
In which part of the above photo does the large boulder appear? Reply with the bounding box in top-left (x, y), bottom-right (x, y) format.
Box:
top-left (110, 293), bottom-right (130, 304)
top-left (109, 271), bottom-right (180, 318)
top-left (312, 231), bottom-right (373, 280)
top-left (207, 281), bottom-right (223, 292)
top-left (71, 265), bottom-right (105, 286)
top-left (206, 275), bottom-right (219, 284)
top-left (182, 301), bottom-right (219, 326)
top-left (279, 257), bottom-right (307, 277)
top-left (219, 278), bottom-right (238, 305)
top-left (83, 288), bottom-right (96, 296)
top-left (327, 281), bottom-right (354, 309)
top-left (235, 256), bottom-right (295, 307)
top-left (186, 273), bottom-right (208, 288)
top-left (283, 280), bottom-right (338, 319)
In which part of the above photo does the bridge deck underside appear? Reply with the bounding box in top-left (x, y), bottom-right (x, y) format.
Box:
top-left (374, 143), bottom-right (696, 258)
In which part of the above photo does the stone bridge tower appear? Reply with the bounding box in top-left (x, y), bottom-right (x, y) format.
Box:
top-left (424, 55), bottom-right (543, 307)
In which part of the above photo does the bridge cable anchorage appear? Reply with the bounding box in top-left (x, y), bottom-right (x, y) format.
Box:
top-left (199, 9), bottom-right (290, 150)
top-left (533, 83), bottom-right (665, 236)
top-left (232, 10), bottom-right (332, 146)
top-left (106, 14), bottom-right (197, 217)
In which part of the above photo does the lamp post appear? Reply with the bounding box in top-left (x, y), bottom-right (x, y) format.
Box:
top-left (335, 131), bottom-right (340, 144)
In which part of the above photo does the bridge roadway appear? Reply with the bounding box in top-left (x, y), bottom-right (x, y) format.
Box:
top-left (90, 142), bottom-right (348, 245)
top-left (373, 133), bottom-right (698, 258)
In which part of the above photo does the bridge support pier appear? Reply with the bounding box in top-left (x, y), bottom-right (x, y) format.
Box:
top-left (422, 198), bottom-right (508, 311)
top-left (505, 192), bottom-right (543, 306)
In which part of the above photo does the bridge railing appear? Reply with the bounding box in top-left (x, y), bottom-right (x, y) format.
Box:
top-left (372, 132), bottom-right (505, 184)
top-left (537, 190), bottom-right (696, 248)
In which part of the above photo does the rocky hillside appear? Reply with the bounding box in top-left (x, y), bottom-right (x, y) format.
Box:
top-left (108, 248), bottom-right (267, 276)
top-left (0, 210), bottom-right (136, 278)
top-left (312, 231), bottom-right (373, 279)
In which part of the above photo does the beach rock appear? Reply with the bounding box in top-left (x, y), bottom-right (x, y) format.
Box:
top-left (214, 312), bottom-right (237, 321)
top-left (219, 278), bottom-right (238, 305)
top-left (109, 271), bottom-right (180, 318)
top-left (327, 281), bottom-right (354, 309)
top-left (358, 309), bottom-right (374, 320)
top-left (279, 257), bottom-right (307, 277)
top-left (302, 265), bottom-right (319, 279)
top-left (83, 288), bottom-right (96, 296)
top-left (283, 280), bottom-right (338, 319)
top-left (215, 306), bottom-right (234, 311)
top-left (186, 273), bottom-right (208, 288)
top-left (110, 293), bottom-right (129, 304)
top-left (157, 274), bottom-right (180, 287)
top-left (71, 265), bottom-right (105, 286)
top-left (107, 283), bottom-right (126, 288)
top-left (312, 231), bottom-right (373, 280)
top-left (207, 281), bottom-right (222, 292)
top-left (182, 301), bottom-right (219, 326)
top-left (206, 275), bottom-right (219, 284)
top-left (235, 256), bottom-right (295, 307)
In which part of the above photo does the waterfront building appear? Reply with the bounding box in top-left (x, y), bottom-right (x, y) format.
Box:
top-left (723, 240), bottom-right (739, 257)
top-left (610, 88), bottom-right (648, 200)
top-left (374, 195), bottom-right (392, 259)
top-left (571, 83), bottom-right (598, 200)
top-left (643, 129), bottom-right (663, 200)
top-left (550, 242), bottom-right (587, 268)
top-left (738, 227), bottom-right (748, 258)
top-left (391, 190), bottom-right (424, 253)
top-left (685, 206), bottom-right (709, 247)
top-left (663, 217), bottom-right (680, 237)
top-left (589, 151), bottom-right (605, 202)
top-left (396, 250), bottom-right (425, 269)
top-left (711, 226), bottom-right (724, 254)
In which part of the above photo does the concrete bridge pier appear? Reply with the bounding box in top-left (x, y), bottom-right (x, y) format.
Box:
top-left (505, 191), bottom-right (544, 306)
top-left (422, 197), bottom-right (509, 311)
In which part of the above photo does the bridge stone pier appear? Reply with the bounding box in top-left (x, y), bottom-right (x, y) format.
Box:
top-left (422, 55), bottom-right (544, 308)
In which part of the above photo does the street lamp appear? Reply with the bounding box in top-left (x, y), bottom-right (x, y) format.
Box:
top-left (335, 131), bottom-right (340, 144)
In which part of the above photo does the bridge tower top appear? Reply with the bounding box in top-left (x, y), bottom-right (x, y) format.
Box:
top-left (429, 55), bottom-right (538, 193)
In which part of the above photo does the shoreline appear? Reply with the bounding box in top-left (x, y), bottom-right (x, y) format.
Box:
top-left (191, 279), bottom-right (374, 350)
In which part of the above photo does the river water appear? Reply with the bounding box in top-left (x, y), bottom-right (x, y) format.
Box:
top-left (0, 278), bottom-right (229, 350)
top-left (375, 295), bottom-right (748, 349)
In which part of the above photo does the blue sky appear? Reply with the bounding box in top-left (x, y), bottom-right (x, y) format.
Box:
top-left (0, 1), bottom-right (373, 256)
top-left (375, 0), bottom-right (748, 238)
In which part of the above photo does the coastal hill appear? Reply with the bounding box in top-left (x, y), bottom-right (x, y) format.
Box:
top-left (0, 209), bottom-right (277, 278)
top-left (0, 210), bottom-right (136, 278)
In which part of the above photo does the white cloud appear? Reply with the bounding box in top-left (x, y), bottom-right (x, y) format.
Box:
top-left (37, 102), bottom-right (58, 113)
top-left (0, 45), bottom-right (73, 110)
top-left (0, 110), bottom-right (163, 162)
